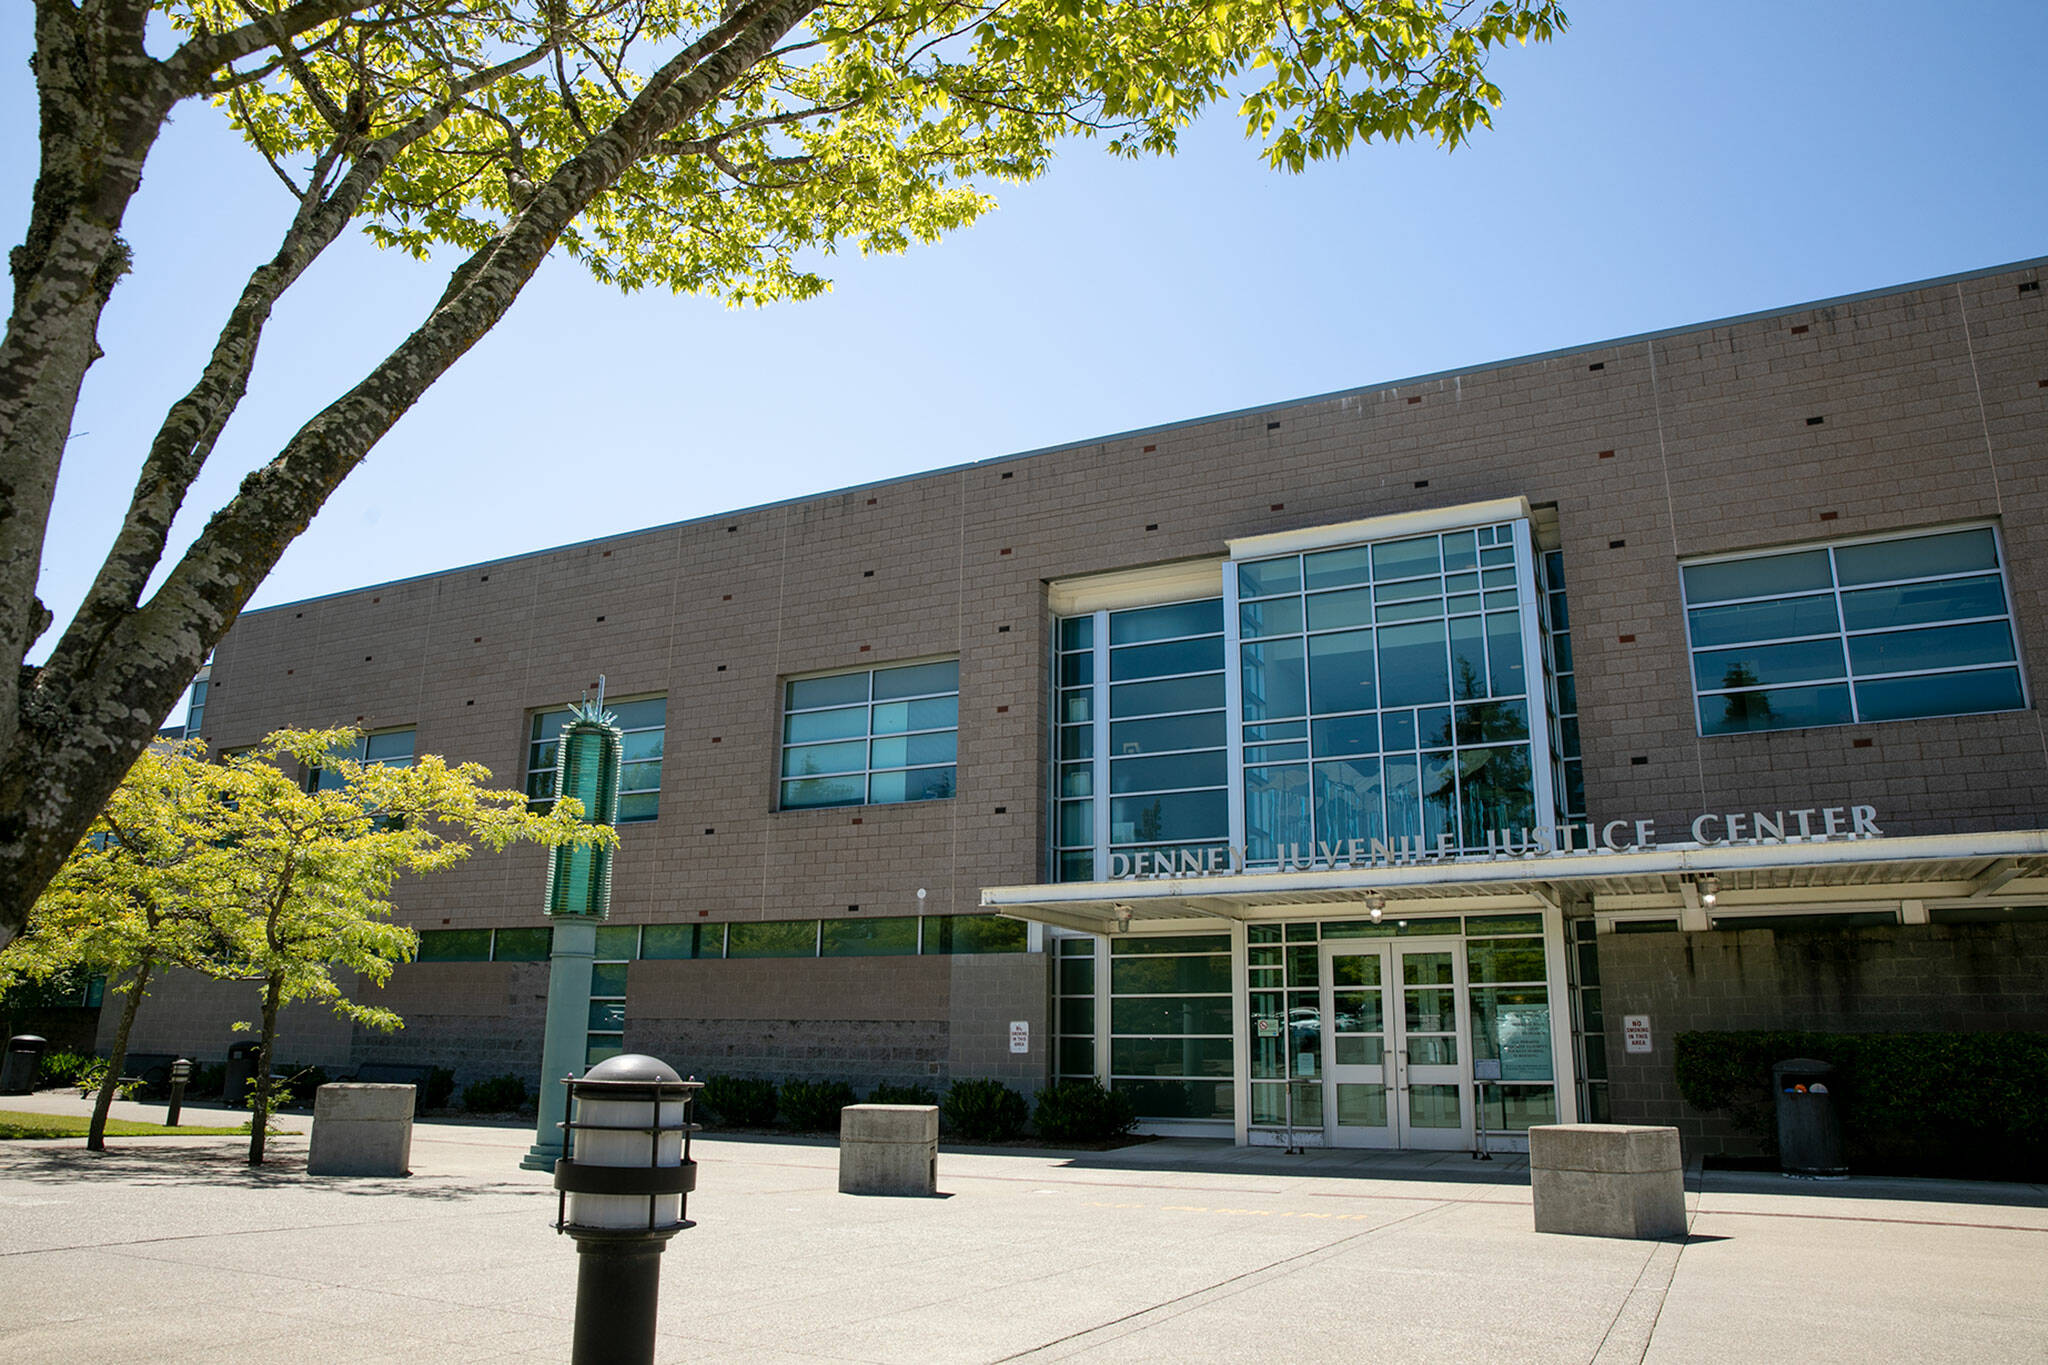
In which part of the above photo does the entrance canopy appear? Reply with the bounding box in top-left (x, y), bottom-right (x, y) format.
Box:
top-left (983, 830), bottom-right (2048, 935)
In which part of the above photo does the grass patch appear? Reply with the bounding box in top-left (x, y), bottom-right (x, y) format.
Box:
top-left (0, 1110), bottom-right (285, 1140)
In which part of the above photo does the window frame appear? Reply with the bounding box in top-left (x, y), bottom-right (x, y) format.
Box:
top-left (304, 726), bottom-right (416, 791)
top-left (525, 696), bottom-right (667, 823)
top-left (1679, 523), bottom-right (2028, 737)
top-left (778, 657), bottom-right (960, 811)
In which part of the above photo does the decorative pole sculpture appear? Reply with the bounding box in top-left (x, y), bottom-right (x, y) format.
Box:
top-left (521, 692), bottom-right (624, 1172)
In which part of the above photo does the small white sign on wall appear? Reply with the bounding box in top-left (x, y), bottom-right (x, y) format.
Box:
top-left (1009, 1021), bottom-right (1029, 1054)
top-left (1623, 1015), bottom-right (1652, 1054)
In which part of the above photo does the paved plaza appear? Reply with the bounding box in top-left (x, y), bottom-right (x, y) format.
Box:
top-left (0, 1091), bottom-right (2043, 1363)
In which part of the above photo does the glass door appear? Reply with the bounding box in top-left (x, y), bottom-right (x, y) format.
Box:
top-left (1321, 944), bottom-right (1395, 1148)
top-left (1394, 941), bottom-right (1471, 1150)
top-left (1320, 938), bottom-right (1472, 1149)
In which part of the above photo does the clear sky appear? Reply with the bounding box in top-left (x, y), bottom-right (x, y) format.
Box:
top-left (5, 2), bottom-right (2046, 726)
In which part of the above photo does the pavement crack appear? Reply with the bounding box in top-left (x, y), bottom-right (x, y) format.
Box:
top-left (989, 1202), bottom-right (1452, 1362)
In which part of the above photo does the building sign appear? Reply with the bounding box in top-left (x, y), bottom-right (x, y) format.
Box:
top-left (1104, 805), bottom-right (1884, 880)
top-left (1009, 1021), bottom-right (1029, 1054)
top-left (1623, 1015), bottom-right (1652, 1054)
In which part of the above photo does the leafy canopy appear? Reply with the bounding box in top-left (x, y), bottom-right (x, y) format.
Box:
top-left (2, 732), bottom-right (611, 1029)
top-left (175, 0), bottom-right (1567, 303)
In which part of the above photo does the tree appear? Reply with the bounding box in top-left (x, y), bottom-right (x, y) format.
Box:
top-left (0, 739), bottom-right (236, 1150)
top-left (0, 0), bottom-right (1567, 944)
top-left (0, 729), bottom-right (612, 1162)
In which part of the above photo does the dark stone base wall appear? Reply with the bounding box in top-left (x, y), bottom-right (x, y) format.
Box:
top-left (1596, 920), bottom-right (2048, 1158)
top-left (115, 952), bottom-right (1051, 1097)
top-left (625, 1017), bottom-right (949, 1090)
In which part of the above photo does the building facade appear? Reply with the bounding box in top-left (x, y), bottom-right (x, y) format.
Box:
top-left (113, 258), bottom-right (2048, 1156)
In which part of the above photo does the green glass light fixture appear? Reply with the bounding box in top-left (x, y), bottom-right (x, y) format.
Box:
top-left (544, 700), bottom-right (623, 919)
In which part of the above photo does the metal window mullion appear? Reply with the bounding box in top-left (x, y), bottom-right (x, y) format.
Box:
top-left (1512, 519), bottom-right (1559, 836)
top-left (1092, 610), bottom-right (1112, 865)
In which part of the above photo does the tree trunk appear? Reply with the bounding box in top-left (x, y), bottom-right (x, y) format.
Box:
top-left (87, 957), bottom-right (150, 1152)
top-left (246, 970), bottom-right (282, 1166)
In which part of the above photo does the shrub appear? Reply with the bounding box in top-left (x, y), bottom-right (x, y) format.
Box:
top-left (188, 1062), bottom-right (226, 1098)
top-left (1033, 1079), bottom-right (1138, 1145)
top-left (419, 1066), bottom-right (457, 1111)
top-left (940, 1079), bottom-right (1028, 1142)
top-left (700, 1075), bottom-right (777, 1127)
top-left (867, 1082), bottom-right (939, 1107)
top-left (780, 1079), bottom-right (857, 1131)
top-left (273, 1064), bottom-right (330, 1108)
top-left (1674, 1029), bottom-right (2048, 1181)
top-left (461, 1073), bottom-right (532, 1113)
top-left (37, 1049), bottom-right (94, 1089)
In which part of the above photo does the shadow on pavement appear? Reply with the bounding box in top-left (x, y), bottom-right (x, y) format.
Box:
top-left (0, 1140), bottom-right (545, 1202)
top-left (1696, 1167), bottom-right (2048, 1209)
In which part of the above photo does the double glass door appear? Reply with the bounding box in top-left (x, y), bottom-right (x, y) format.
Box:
top-left (1319, 939), bottom-right (1471, 1149)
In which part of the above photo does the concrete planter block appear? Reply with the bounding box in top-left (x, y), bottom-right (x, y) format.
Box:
top-left (839, 1104), bottom-right (939, 1196)
top-left (308, 1083), bottom-right (415, 1177)
top-left (1529, 1124), bottom-right (1685, 1240)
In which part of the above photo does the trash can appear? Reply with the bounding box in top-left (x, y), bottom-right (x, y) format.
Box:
top-left (225, 1042), bottom-right (263, 1109)
top-left (0, 1035), bottom-right (48, 1095)
top-left (1772, 1057), bottom-right (1847, 1178)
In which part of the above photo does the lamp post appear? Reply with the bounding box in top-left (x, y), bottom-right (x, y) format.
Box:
top-left (522, 694), bottom-right (624, 1173)
top-left (553, 1053), bottom-right (701, 1365)
top-left (165, 1058), bottom-right (192, 1127)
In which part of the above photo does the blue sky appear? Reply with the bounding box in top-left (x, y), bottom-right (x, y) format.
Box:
top-left (5, 3), bottom-right (2046, 726)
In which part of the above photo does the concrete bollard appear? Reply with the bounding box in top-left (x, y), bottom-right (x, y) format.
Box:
top-left (839, 1104), bottom-right (939, 1196)
top-left (308, 1083), bottom-right (416, 1177)
top-left (1528, 1124), bottom-right (1686, 1239)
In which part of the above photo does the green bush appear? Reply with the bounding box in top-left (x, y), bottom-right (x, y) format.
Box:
top-left (37, 1049), bottom-right (95, 1089)
top-left (1033, 1079), bottom-right (1138, 1144)
top-left (1674, 1030), bottom-right (2048, 1180)
top-left (780, 1079), bottom-right (857, 1131)
top-left (188, 1063), bottom-right (226, 1098)
top-left (867, 1081), bottom-right (939, 1107)
top-left (72, 1058), bottom-right (139, 1101)
top-left (420, 1066), bottom-right (457, 1111)
top-left (272, 1064), bottom-right (330, 1108)
top-left (461, 1073), bottom-right (532, 1113)
top-left (700, 1075), bottom-right (777, 1127)
top-left (940, 1079), bottom-right (1028, 1142)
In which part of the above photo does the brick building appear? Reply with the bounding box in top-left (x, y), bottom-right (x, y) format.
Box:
top-left (116, 257), bottom-right (2048, 1156)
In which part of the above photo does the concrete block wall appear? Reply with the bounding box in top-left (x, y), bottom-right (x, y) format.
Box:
top-left (1595, 920), bottom-right (2048, 1158)
top-left (118, 257), bottom-right (2048, 1084)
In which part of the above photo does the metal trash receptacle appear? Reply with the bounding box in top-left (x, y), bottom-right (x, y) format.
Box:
top-left (0, 1035), bottom-right (48, 1094)
top-left (224, 1042), bottom-right (263, 1109)
top-left (1772, 1057), bottom-right (1847, 1178)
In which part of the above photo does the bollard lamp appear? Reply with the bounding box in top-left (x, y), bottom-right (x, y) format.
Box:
top-left (166, 1057), bottom-right (192, 1128)
top-left (552, 1054), bottom-right (702, 1365)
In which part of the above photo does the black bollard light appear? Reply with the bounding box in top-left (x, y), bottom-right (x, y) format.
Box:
top-left (165, 1058), bottom-right (192, 1127)
top-left (552, 1054), bottom-right (701, 1365)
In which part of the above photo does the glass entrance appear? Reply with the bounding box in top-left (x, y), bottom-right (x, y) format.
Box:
top-left (1320, 939), bottom-right (1472, 1149)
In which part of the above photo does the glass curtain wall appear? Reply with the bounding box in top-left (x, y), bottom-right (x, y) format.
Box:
top-left (1054, 600), bottom-right (1229, 880)
top-left (1234, 521), bottom-right (1548, 863)
top-left (1108, 934), bottom-right (1233, 1121)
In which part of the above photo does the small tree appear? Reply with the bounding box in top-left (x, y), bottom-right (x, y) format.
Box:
top-left (2, 729), bottom-right (612, 1163)
top-left (0, 740), bottom-right (237, 1150)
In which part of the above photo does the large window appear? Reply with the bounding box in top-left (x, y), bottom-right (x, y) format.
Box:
top-left (1235, 522), bottom-right (1541, 862)
top-left (1109, 934), bottom-right (1233, 1121)
top-left (1682, 526), bottom-right (2025, 736)
top-left (527, 697), bottom-right (665, 822)
top-left (1054, 599), bottom-right (1228, 881)
top-left (780, 660), bottom-right (958, 809)
top-left (306, 728), bottom-right (415, 790)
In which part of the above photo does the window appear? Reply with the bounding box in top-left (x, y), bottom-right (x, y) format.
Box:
top-left (306, 728), bottom-right (415, 790)
top-left (1234, 522), bottom-right (1540, 863)
top-left (1682, 526), bottom-right (2025, 736)
top-left (1054, 599), bottom-right (1229, 881)
top-left (781, 660), bottom-right (958, 809)
top-left (527, 697), bottom-right (665, 822)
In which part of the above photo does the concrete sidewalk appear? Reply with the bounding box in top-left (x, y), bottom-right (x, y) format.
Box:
top-left (0, 1100), bottom-right (2042, 1364)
